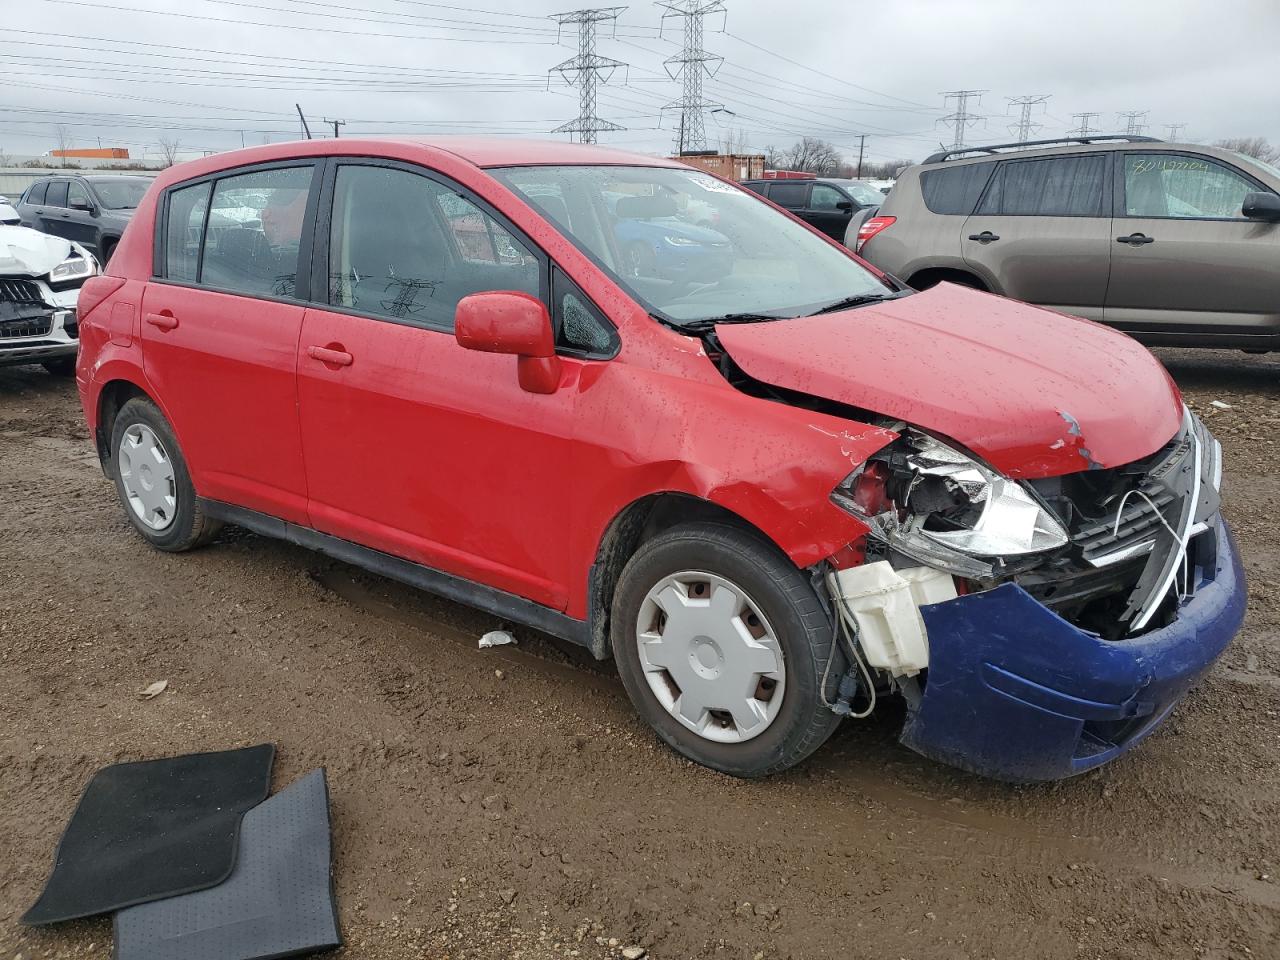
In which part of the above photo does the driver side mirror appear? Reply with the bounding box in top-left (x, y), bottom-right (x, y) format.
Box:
top-left (454, 291), bottom-right (561, 395)
top-left (69, 198), bottom-right (94, 213)
top-left (1242, 192), bottom-right (1280, 223)
top-left (836, 200), bottom-right (854, 213)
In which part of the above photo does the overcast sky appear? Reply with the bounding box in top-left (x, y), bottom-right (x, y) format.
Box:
top-left (3, 0), bottom-right (1278, 166)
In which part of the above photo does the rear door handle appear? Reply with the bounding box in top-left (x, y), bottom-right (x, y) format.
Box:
top-left (144, 312), bottom-right (179, 331)
top-left (1117, 233), bottom-right (1155, 245)
top-left (967, 231), bottom-right (1000, 243)
top-left (307, 345), bottom-right (353, 367)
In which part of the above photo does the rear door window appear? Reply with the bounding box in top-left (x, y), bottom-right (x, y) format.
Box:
top-left (164, 182), bottom-right (212, 283)
top-left (1122, 153), bottom-right (1261, 219)
top-left (200, 165), bottom-right (314, 298)
top-left (769, 182), bottom-right (809, 209)
top-left (327, 164), bottom-right (539, 329)
top-left (46, 181), bottom-right (69, 208)
top-left (977, 155), bottom-right (1108, 217)
top-left (920, 161), bottom-right (996, 214)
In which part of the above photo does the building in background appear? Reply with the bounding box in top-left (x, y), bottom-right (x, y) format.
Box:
top-left (49, 147), bottom-right (131, 160)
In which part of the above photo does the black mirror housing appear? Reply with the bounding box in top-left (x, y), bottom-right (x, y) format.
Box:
top-left (1242, 192), bottom-right (1280, 222)
top-left (69, 199), bottom-right (94, 212)
top-left (836, 200), bottom-right (854, 213)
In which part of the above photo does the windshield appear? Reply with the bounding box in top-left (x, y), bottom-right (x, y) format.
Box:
top-left (490, 165), bottom-right (893, 325)
top-left (91, 178), bottom-right (151, 210)
top-left (1233, 151), bottom-right (1280, 182)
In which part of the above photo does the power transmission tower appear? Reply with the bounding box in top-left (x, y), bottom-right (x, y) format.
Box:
top-left (1118, 110), bottom-right (1148, 136)
top-left (657, 0), bottom-right (727, 154)
top-left (548, 7), bottom-right (629, 144)
top-left (1069, 112), bottom-right (1100, 137)
top-left (938, 90), bottom-right (986, 150)
top-left (1164, 122), bottom-right (1187, 141)
top-left (323, 118), bottom-right (346, 139)
top-left (1007, 94), bottom-right (1049, 143)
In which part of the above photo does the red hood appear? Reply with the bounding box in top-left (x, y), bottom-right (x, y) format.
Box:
top-left (715, 284), bottom-right (1183, 479)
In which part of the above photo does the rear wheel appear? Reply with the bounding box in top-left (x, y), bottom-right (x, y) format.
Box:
top-left (108, 397), bottom-right (220, 551)
top-left (611, 521), bottom-right (841, 778)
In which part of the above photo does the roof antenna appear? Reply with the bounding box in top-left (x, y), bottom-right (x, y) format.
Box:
top-left (295, 103), bottom-right (313, 140)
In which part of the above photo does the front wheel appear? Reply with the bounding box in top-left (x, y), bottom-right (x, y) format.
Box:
top-left (611, 522), bottom-right (841, 778)
top-left (108, 397), bottom-right (221, 551)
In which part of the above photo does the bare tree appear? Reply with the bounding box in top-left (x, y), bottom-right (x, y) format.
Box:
top-left (762, 143), bottom-right (786, 169)
top-left (53, 124), bottom-right (74, 166)
top-left (1215, 137), bottom-right (1280, 164)
top-left (157, 138), bottom-right (184, 167)
top-left (784, 137), bottom-right (842, 176)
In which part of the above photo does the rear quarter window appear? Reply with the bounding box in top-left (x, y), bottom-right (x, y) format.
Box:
top-left (26, 181), bottom-right (48, 205)
top-left (919, 161), bottom-right (996, 215)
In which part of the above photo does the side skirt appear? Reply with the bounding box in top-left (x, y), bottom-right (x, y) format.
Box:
top-left (198, 499), bottom-right (594, 650)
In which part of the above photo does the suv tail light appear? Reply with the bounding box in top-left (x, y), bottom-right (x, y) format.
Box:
top-left (856, 216), bottom-right (896, 253)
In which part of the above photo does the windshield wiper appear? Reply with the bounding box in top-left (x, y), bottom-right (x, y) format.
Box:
top-left (678, 312), bottom-right (789, 333)
top-left (810, 292), bottom-right (894, 315)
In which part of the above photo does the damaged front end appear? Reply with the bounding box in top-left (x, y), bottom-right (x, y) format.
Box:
top-left (824, 411), bottom-right (1246, 782)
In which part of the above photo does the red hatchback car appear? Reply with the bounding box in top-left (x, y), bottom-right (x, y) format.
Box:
top-left (76, 138), bottom-right (1245, 782)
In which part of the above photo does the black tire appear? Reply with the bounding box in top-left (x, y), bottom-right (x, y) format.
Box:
top-left (611, 521), bottom-right (841, 778)
top-left (108, 397), bottom-right (221, 552)
top-left (42, 356), bottom-right (77, 376)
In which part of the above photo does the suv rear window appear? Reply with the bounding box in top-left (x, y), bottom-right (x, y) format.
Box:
top-left (920, 161), bottom-right (996, 215)
top-left (26, 181), bottom-right (48, 205)
top-left (977, 155), bottom-right (1108, 217)
top-left (769, 182), bottom-right (808, 209)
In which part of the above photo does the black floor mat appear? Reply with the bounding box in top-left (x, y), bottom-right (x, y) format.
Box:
top-left (114, 768), bottom-right (341, 960)
top-left (22, 744), bottom-right (275, 925)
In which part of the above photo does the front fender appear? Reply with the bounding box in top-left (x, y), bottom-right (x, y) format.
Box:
top-left (564, 361), bottom-right (896, 619)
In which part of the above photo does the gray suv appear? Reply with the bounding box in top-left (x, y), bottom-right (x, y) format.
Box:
top-left (852, 136), bottom-right (1280, 350)
top-left (16, 174), bottom-right (152, 265)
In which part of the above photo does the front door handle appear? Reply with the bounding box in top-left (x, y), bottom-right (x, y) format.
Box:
top-left (144, 312), bottom-right (179, 331)
top-left (1117, 233), bottom-right (1155, 246)
top-left (307, 345), bottom-right (353, 367)
top-left (967, 231), bottom-right (1000, 243)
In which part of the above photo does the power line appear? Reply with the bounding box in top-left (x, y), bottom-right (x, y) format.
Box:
top-left (548, 7), bottom-right (629, 143)
top-left (1069, 111), bottom-right (1100, 137)
top-left (938, 90), bottom-right (986, 150)
top-left (657, 0), bottom-right (726, 154)
top-left (1118, 110), bottom-right (1148, 136)
top-left (1007, 94), bottom-right (1049, 143)
top-left (1165, 122), bottom-right (1188, 141)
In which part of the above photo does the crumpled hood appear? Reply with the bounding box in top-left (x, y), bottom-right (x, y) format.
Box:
top-left (0, 225), bottom-right (72, 277)
top-left (715, 284), bottom-right (1183, 479)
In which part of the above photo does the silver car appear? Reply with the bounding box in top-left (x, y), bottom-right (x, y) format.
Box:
top-left (852, 136), bottom-right (1280, 350)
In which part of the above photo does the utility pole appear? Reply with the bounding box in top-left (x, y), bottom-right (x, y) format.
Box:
top-left (1069, 112), bottom-right (1100, 138)
top-left (323, 118), bottom-right (346, 139)
top-left (548, 7), bottom-right (628, 144)
top-left (854, 134), bottom-right (866, 178)
top-left (295, 103), bottom-right (312, 140)
top-left (1118, 110), bottom-right (1148, 136)
top-left (1007, 94), bottom-right (1049, 143)
top-left (658, 0), bottom-right (727, 154)
top-left (938, 90), bottom-right (986, 151)
top-left (1164, 122), bottom-right (1187, 141)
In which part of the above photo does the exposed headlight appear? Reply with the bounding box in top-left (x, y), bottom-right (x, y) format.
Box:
top-left (833, 432), bottom-right (1069, 577)
top-left (50, 251), bottom-right (98, 283)
top-left (662, 234), bottom-right (699, 246)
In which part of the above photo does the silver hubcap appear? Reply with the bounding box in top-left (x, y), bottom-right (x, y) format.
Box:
top-left (118, 423), bottom-right (177, 531)
top-left (636, 571), bottom-right (786, 744)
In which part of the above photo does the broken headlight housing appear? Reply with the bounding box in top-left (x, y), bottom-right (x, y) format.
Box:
top-left (832, 432), bottom-right (1069, 578)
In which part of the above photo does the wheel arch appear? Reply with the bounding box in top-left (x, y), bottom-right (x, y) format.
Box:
top-left (93, 375), bottom-right (159, 467)
top-left (906, 266), bottom-right (992, 292)
top-left (586, 492), bottom-right (808, 660)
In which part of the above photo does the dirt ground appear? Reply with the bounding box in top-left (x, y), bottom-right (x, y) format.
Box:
top-left (2, 348), bottom-right (1278, 960)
